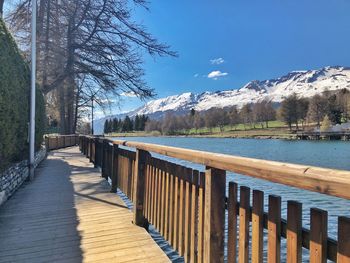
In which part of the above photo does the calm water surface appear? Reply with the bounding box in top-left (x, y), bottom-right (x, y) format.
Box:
top-left (112, 137), bottom-right (350, 261)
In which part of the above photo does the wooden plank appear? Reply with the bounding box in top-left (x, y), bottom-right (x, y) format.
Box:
top-left (101, 141), bottom-right (106, 179)
top-left (239, 186), bottom-right (250, 263)
top-left (112, 139), bottom-right (350, 200)
top-left (190, 170), bottom-right (199, 263)
top-left (0, 146), bottom-right (170, 263)
top-left (287, 201), bottom-right (302, 263)
top-left (173, 166), bottom-right (180, 250)
top-left (151, 163), bottom-right (156, 225)
top-left (133, 149), bottom-right (151, 226)
top-left (144, 164), bottom-right (149, 218)
top-left (178, 166), bottom-right (185, 256)
top-left (310, 208), bottom-right (328, 263)
top-left (268, 195), bottom-right (281, 263)
top-left (337, 216), bottom-right (350, 263)
top-left (184, 168), bottom-right (193, 262)
top-left (227, 182), bottom-right (238, 263)
top-left (164, 164), bottom-right (170, 241)
top-left (160, 165), bottom-right (166, 236)
top-left (157, 164), bottom-right (162, 232)
top-left (197, 172), bottom-right (205, 263)
top-left (168, 167), bottom-right (175, 246)
top-left (154, 164), bottom-right (159, 230)
top-left (252, 189), bottom-right (264, 263)
top-left (127, 157), bottom-right (133, 199)
top-left (203, 167), bottom-right (226, 263)
top-left (110, 144), bottom-right (119, 193)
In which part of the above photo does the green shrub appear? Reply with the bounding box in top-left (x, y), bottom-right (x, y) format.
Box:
top-left (0, 19), bottom-right (46, 172)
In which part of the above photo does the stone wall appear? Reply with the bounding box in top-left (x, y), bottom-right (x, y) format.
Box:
top-left (0, 146), bottom-right (47, 206)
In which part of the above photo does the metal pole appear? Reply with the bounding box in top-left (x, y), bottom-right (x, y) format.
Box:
top-left (29, 0), bottom-right (37, 180)
top-left (91, 96), bottom-right (94, 135)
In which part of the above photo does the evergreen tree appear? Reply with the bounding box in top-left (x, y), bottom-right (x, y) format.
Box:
top-left (190, 108), bottom-right (195, 116)
top-left (112, 118), bottom-right (119, 132)
top-left (107, 119), bottom-right (113, 133)
top-left (140, 115), bottom-right (149, 130)
top-left (103, 120), bottom-right (108, 134)
top-left (134, 115), bottom-right (141, 131)
top-left (122, 116), bottom-right (133, 132)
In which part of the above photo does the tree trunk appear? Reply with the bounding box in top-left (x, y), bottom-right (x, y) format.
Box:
top-left (58, 87), bottom-right (66, 134)
top-left (65, 8), bottom-right (76, 134)
top-left (0, 0), bottom-right (4, 18)
top-left (73, 89), bottom-right (80, 134)
top-left (41, 0), bottom-right (51, 89)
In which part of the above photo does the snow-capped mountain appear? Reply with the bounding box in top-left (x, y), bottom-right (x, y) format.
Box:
top-left (94, 66), bottom-right (350, 134)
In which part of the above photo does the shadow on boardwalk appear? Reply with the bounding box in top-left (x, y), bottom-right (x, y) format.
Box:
top-left (0, 156), bottom-right (83, 263)
top-left (0, 147), bottom-right (169, 263)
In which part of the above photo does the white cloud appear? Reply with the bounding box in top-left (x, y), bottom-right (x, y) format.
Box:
top-left (207, 70), bottom-right (228, 80)
top-left (210, 57), bottom-right (225, 65)
top-left (120, 91), bottom-right (137, 97)
top-left (194, 73), bottom-right (199, 78)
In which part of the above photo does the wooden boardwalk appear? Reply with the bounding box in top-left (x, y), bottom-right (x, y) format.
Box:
top-left (0, 147), bottom-right (170, 263)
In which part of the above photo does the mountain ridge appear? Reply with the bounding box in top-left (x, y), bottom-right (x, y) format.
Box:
top-left (94, 66), bottom-right (350, 134)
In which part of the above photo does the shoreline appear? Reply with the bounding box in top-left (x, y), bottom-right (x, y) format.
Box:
top-left (106, 132), bottom-right (298, 140)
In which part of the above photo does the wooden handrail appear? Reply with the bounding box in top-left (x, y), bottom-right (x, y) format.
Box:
top-left (108, 139), bottom-right (350, 200)
top-left (78, 135), bottom-right (350, 262)
top-left (45, 134), bottom-right (79, 151)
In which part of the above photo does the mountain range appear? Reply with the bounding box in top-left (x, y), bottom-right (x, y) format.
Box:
top-left (94, 66), bottom-right (350, 134)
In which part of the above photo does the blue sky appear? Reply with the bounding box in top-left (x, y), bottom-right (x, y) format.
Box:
top-left (100, 1), bottom-right (350, 116)
top-left (6, 1), bottom-right (350, 117)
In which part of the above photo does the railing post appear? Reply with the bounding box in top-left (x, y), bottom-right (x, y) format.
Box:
top-left (98, 139), bottom-right (103, 167)
top-left (83, 137), bottom-right (86, 154)
top-left (45, 136), bottom-right (49, 151)
top-left (110, 144), bottom-right (119, 193)
top-left (93, 138), bottom-right (98, 168)
top-left (101, 140), bottom-right (107, 179)
top-left (203, 166), bottom-right (226, 263)
top-left (133, 148), bottom-right (151, 227)
top-left (89, 138), bottom-right (93, 163)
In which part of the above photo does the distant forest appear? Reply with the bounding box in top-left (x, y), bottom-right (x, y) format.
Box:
top-left (104, 115), bottom-right (148, 133)
top-left (104, 89), bottom-right (350, 135)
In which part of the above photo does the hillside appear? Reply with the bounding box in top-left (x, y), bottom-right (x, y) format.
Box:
top-left (94, 66), bottom-right (350, 134)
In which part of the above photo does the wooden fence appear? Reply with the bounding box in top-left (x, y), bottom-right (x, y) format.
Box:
top-left (79, 135), bottom-right (350, 263)
top-left (45, 135), bottom-right (79, 150)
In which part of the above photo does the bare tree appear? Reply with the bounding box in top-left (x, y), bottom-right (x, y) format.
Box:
top-left (7, 0), bottom-right (177, 134)
top-left (145, 119), bottom-right (161, 133)
top-left (297, 98), bottom-right (309, 129)
top-left (280, 94), bottom-right (298, 130)
top-left (193, 113), bottom-right (205, 132)
top-left (252, 102), bottom-right (265, 128)
top-left (239, 104), bottom-right (253, 130)
top-left (307, 94), bottom-right (327, 128)
top-left (228, 106), bottom-right (240, 130)
top-left (337, 89), bottom-right (350, 122)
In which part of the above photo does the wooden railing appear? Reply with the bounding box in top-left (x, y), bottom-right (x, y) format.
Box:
top-left (79, 135), bottom-right (350, 263)
top-left (45, 134), bottom-right (79, 150)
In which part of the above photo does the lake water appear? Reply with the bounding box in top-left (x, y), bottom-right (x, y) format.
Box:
top-left (112, 137), bottom-right (350, 261)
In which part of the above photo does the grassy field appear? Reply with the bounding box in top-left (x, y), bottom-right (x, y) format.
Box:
top-left (107, 120), bottom-right (299, 139)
